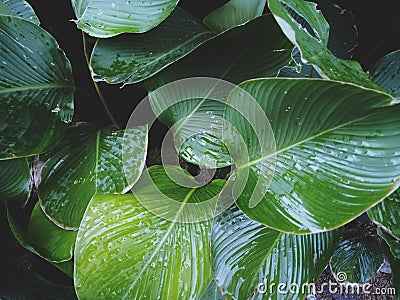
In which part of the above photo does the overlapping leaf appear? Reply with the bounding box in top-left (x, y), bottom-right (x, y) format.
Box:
top-left (370, 50), bottom-right (400, 98)
top-left (8, 202), bottom-right (77, 262)
top-left (330, 226), bottom-right (384, 283)
top-left (203, 0), bottom-right (266, 33)
top-left (90, 8), bottom-right (214, 84)
top-left (224, 78), bottom-right (400, 233)
top-left (38, 123), bottom-right (148, 229)
top-left (0, 15), bottom-right (74, 159)
top-left (0, 158), bottom-right (30, 203)
top-left (75, 165), bottom-right (225, 299)
top-left (72, 0), bottom-right (179, 38)
top-left (146, 14), bottom-right (292, 168)
top-left (368, 189), bottom-right (400, 239)
top-left (1, 0), bottom-right (39, 24)
top-left (268, 0), bottom-right (380, 90)
top-left (212, 205), bottom-right (338, 299)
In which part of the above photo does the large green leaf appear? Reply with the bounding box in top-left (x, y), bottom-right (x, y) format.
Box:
top-left (90, 8), bottom-right (213, 84)
top-left (72, 0), bottom-right (179, 38)
top-left (75, 166), bottom-right (225, 299)
top-left (8, 202), bottom-right (77, 263)
top-left (368, 189), bottom-right (400, 239)
top-left (0, 158), bottom-right (30, 203)
top-left (268, 0), bottom-right (380, 90)
top-left (212, 205), bottom-right (338, 299)
top-left (203, 0), bottom-right (266, 34)
top-left (370, 50), bottom-right (400, 98)
top-left (330, 226), bottom-right (384, 284)
top-left (224, 78), bottom-right (400, 233)
top-left (0, 15), bottom-right (74, 159)
top-left (378, 227), bottom-right (400, 259)
top-left (1, 0), bottom-right (39, 24)
top-left (146, 14), bottom-right (292, 168)
top-left (38, 123), bottom-right (148, 229)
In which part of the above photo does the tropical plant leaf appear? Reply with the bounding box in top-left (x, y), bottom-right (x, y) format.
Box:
top-left (38, 123), bottom-right (148, 229)
top-left (203, 0), bottom-right (266, 34)
top-left (75, 166), bottom-right (225, 299)
top-left (146, 14), bottom-right (292, 168)
top-left (71, 0), bottom-right (179, 38)
top-left (0, 15), bottom-right (74, 159)
top-left (381, 238), bottom-right (400, 300)
top-left (223, 78), bottom-right (400, 233)
top-left (378, 227), bottom-right (400, 259)
top-left (368, 189), bottom-right (400, 239)
top-left (370, 50), bottom-right (400, 98)
top-left (90, 8), bottom-right (213, 84)
top-left (0, 158), bottom-right (30, 203)
top-left (268, 0), bottom-right (380, 90)
top-left (330, 226), bottom-right (384, 284)
top-left (199, 280), bottom-right (224, 300)
top-left (212, 205), bottom-right (338, 300)
top-left (1, 0), bottom-right (39, 24)
top-left (7, 202), bottom-right (77, 263)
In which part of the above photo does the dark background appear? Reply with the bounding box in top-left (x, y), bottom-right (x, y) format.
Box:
top-left (1, 0), bottom-right (400, 298)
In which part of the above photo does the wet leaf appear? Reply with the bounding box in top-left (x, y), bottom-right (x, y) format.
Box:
top-left (224, 78), bottom-right (400, 233)
top-left (1, 0), bottom-right (39, 24)
top-left (75, 166), bottom-right (225, 299)
top-left (38, 123), bottom-right (148, 229)
top-left (268, 0), bottom-right (380, 90)
top-left (72, 0), bottom-right (179, 37)
top-left (0, 16), bottom-right (74, 159)
top-left (330, 226), bottom-right (384, 283)
top-left (90, 8), bottom-right (213, 84)
top-left (212, 205), bottom-right (338, 299)
top-left (370, 50), bottom-right (400, 98)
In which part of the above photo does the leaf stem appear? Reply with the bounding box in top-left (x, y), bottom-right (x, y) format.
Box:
top-left (82, 33), bottom-right (120, 128)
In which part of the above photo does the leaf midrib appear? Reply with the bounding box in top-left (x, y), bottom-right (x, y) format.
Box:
top-left (0, 83), bottom-right (73, 95)
top-left (123, 187), bottom-right (196, 299)
top-left (236, 109), bottom-right (382, 170)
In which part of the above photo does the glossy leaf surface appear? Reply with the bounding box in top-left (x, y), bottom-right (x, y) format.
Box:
top-left (330, 226), bottom-right (384, 283)
top-left (2, 0), bottom-right (39, 24)
top-left (212, 205), bottom-right (338, 299)
top-left (268, 0), bottom-right (380, 90)
top-left (72, 0), bottom-right (179, 37)
top-left (370, 50), bottom-right (400, 98)
top-left (224, 78), bottom-right (400, 233)
top-left (0, 158), bottom-right (30, 203)
top-left (90, 8), bottom-right (213, 84)
top-left (75, 166), bottom-right (224, 299)
top-left (0, 16), bottom-right (74, 159)
top-left (38, 123), bottom-right (148, 229)
top-left (203, 0), bottom-right (266, 33)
